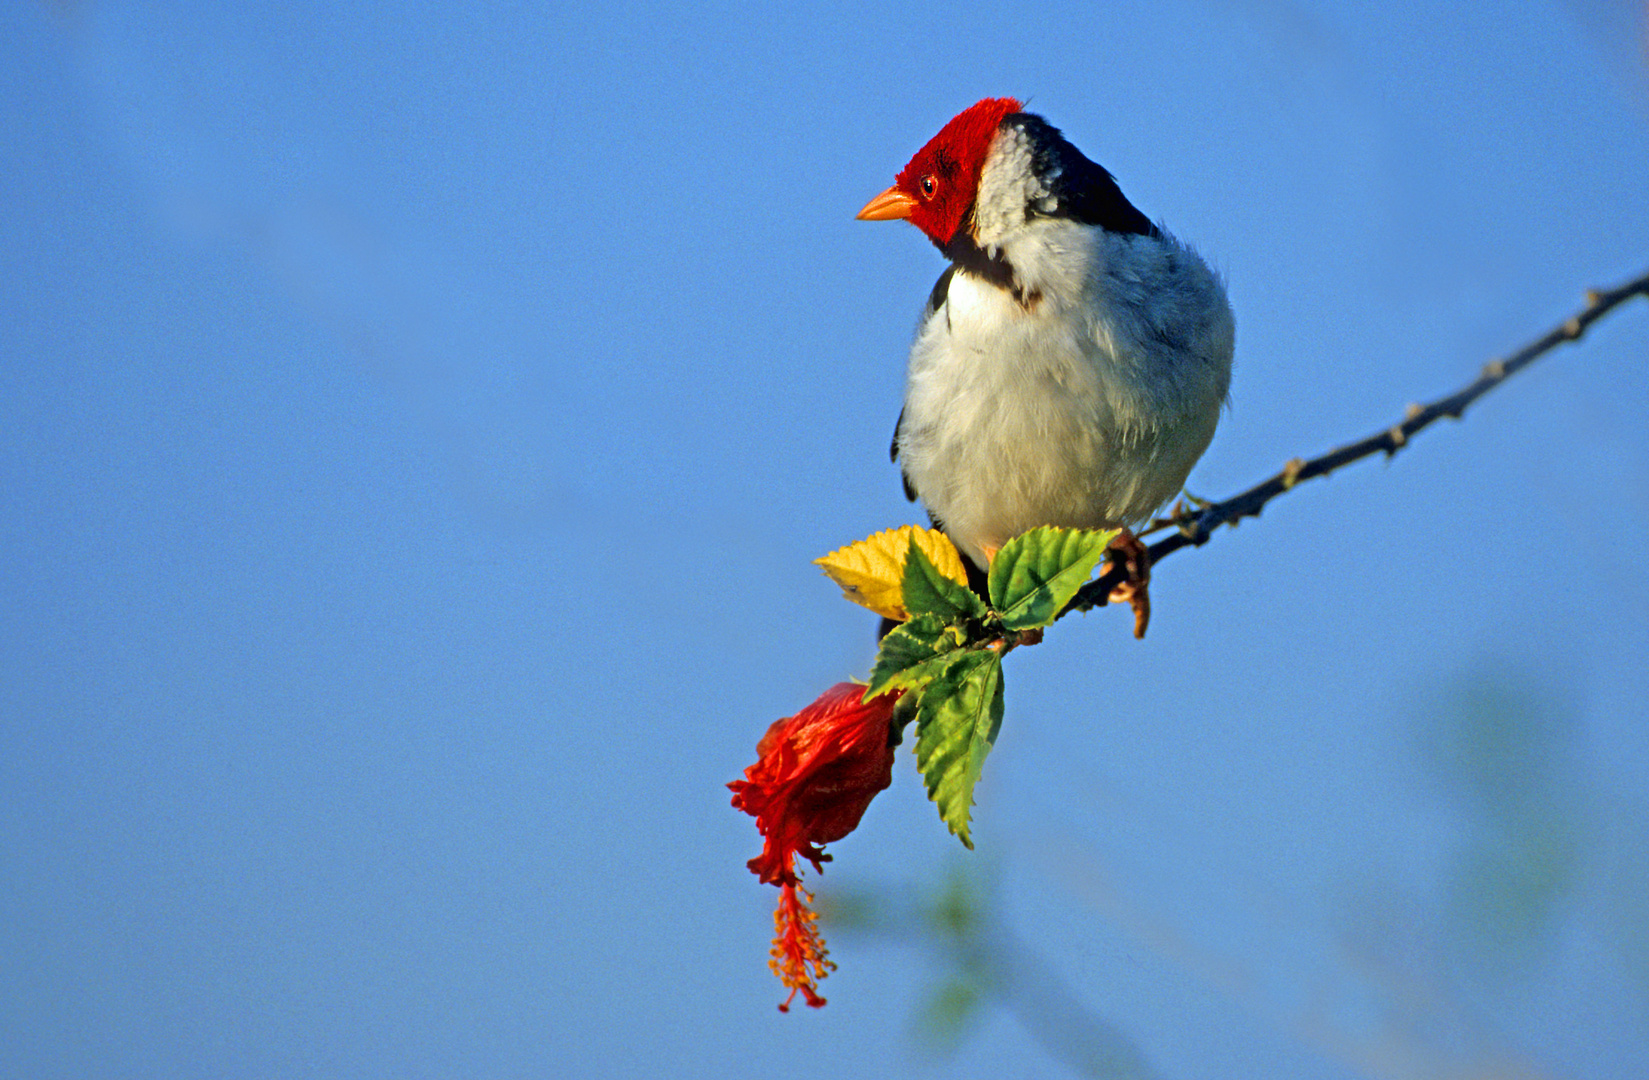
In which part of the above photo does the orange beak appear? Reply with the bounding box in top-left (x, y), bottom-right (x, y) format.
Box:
top-left (855, 186), bottom-right (917, 221)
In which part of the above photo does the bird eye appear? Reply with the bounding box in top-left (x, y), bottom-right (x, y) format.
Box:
top-left (920, 174), bottom-right (937, 198)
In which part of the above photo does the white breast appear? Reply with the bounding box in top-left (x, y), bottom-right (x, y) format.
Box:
top-left (895, 220), bottom-right (1234, 569)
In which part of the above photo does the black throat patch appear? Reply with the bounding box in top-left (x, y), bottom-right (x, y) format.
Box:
top-left (937, 230), bottom-right (1043, 309)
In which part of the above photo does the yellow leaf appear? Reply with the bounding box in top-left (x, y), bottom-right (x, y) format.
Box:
top-left (815, 526), bottom-right (969, 621)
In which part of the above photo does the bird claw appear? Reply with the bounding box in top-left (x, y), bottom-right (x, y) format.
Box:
top-left (1143, 496), bottom-right (1205, 538)
top-left (1104, 530), bottom-right (1152, 639)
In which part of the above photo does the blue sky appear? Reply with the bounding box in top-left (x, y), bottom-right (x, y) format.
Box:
top-left (4, 2), bottom-right (1648, 1078)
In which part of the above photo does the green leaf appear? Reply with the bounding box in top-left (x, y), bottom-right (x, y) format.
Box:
top-left (864, 613), bottom-right (959, 700)
top-left (887, 687), bottom-right (919, 748)
top-left (913, 651), bottom-right (1005, 849)
top-left (987, 526), bottom-right (1118, 630)
top-left (902, 537), bottom-right (986, 622)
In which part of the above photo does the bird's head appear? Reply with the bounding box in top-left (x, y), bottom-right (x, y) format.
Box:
top-left (856, 98), bottom-right (1157, 266)
top-left (856, 97), bottom-right (1023, 247)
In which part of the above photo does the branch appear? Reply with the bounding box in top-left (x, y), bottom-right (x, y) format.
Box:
top-left (1068, 267), bottom-right (1649, 615)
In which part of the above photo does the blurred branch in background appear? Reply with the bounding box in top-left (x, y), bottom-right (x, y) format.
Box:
top-left (827, 667), bottom-right (1649, 1080)
top-left (1070, 268), bottom-right (1649, 614)
top-left (821, 866), bottom-right (1166, 1080)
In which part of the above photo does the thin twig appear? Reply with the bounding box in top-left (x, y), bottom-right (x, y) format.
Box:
top-left (1067, 267), bottom-right (1649, 615)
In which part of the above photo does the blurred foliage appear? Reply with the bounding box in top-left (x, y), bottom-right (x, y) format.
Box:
top-left (1415, 670), bottom-right (1583, 975)
top-left (823, 863), bottom-right (1164, 1079)
top-left (917, 975), bottom-right (988, 1048)
top-left (820, 863), bottom-right (994, 1054)
top-left (820, 665), bottom-right (1649, 1078)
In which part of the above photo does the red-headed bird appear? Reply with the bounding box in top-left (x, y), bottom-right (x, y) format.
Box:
top-left (859, 98), bottom-right (1234, 635)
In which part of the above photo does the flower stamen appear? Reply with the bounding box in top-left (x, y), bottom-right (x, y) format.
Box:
top-left (770, 878), bottom-right (835, 1011)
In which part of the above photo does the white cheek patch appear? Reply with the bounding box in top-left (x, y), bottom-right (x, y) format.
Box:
top-left (973, 125), bottom-right (1050, 252)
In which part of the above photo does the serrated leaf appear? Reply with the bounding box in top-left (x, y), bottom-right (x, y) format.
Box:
top-left (987, 526), bottom-right (1119, 630)
top-left (887, 688), bottom-right (919, 748)
top-left (902, 537), bottom-right (987, 622)
top-left (869, 654), bottom-right (967, 706)
top-left (815, 525), bottom-right (968, 621)
top-left (913, 651), bottom-right (1004, 848)
top-left (864, 613), bottom-right (959, 700)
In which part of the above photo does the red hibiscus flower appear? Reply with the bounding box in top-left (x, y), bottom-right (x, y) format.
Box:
top-left (729, 682), bottom-right (903, 1010)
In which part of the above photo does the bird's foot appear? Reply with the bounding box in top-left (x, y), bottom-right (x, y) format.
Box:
top-left (1104, 530), bottom-right (1152, 640)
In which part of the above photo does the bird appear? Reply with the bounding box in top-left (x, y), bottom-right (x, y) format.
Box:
top-left (857, 97), bottom-right (1234, 637)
